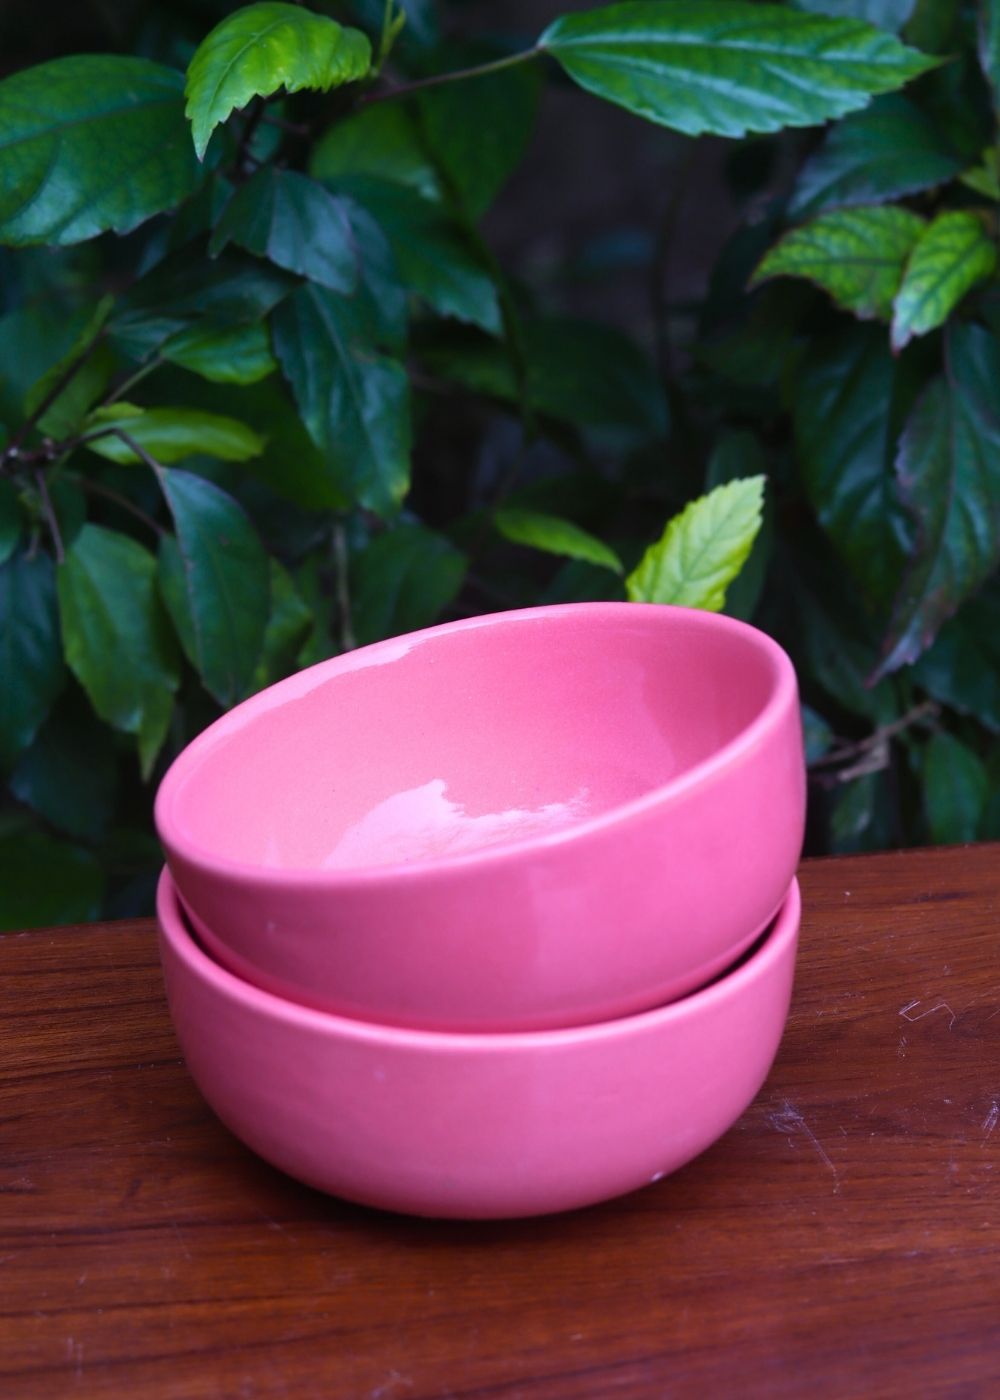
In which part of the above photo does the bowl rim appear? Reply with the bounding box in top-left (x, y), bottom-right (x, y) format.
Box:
top-left (155, 601), bottom-right (800, 888)
top-left (157, 867), bottom-right (801, 1052)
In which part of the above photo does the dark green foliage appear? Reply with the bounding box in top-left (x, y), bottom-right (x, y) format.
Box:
top-left (0, 0), bottom-right (997, 927)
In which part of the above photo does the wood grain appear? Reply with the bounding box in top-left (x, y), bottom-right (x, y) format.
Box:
top-left (2, 845), bottom-right (1000, 1398)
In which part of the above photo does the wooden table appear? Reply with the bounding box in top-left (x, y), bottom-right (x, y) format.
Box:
top-left (3, 844), bottom-right (999, 1398)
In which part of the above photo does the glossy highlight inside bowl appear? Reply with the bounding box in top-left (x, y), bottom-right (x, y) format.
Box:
top-left (158, 603), bottom-right (793, 878)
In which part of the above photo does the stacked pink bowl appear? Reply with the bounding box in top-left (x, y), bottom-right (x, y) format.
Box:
top-left (155, 602), bottom-right (806, 1218)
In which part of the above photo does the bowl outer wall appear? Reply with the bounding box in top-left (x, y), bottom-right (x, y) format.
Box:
top-left (158, 602), bottom-right (806, 1031)
top-left (156, 869), bottom-right (801, 1220)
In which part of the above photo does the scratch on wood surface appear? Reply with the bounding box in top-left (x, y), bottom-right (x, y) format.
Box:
top-left (370, 1371), bottom-right (414, 1399)
top-left (769, 1100), bottom-right (840, 1192)
top-left (899, 998), bottom-right (957, 1030)
top-left (982, 1102), bottom-right (999, 1147)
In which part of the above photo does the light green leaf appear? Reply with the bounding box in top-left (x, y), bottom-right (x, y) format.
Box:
top-left (57, 524), bottom-right (180, 772)
top-left (333, 176), bottom-right (500, 332)
top-left (161, 319), bottom-right (277, 385)
top-left (0, 549), bottom-right (66, 771)
top-left (185, 2), bottom-right (371, 160)
top-left (705, 431), bottom-right (772, 621)
top-left (417, 56), bottom-right (541, 217)
top-left (753, 205), bottom-right (926, 321)
top-left (789, 94), bottom-right (963, 216)
top-left (252, 559), bottom-right (313, 691)
top-left (83, 404), bottom-right (265, 464)
top-left (923, 731), bottom-right (989, 844)
top-left (0, 57), bottom-right (200, 246)
top-left (209, 167), bottom-right (358, 294)
top-left (272, 281), bottom-right (411, 515)
top-left (311, 102), bottom-right (441, 200)
top-left (0, 828), bottom-right (104, 930)
top-left (890, 211), bottom-right (997, 351)
top-left (22, 296), bottom-right (115, 439)
top-left (351, 522), bottom-right (467, 647)
top-left (626, 476), bottom-right (766, 611)
top-left (156, 470), bottom-right (270, 708)
top-left (539, 2), bottom-right (937, 139)
top-left (0, 479), bottom-right (21, 566)
top-left (876, 323), bottom-right (1000, 676)
top-left (495, 508), bottom-right (623, 574)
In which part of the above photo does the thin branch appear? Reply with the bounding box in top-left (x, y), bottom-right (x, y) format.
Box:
top-left (809, 701), bottom-right (940, 784)
top-left (362, 47), bottom-right (539, 106)
top-left (34, 469), bottom-right (64, 564)
top-left (332, 520), bottom-right (356, 652)
top-left (102, 354), bottom-right (162, 407)
top-left (79, 475), bottom-right (165, 537)
top-left (4, 331), bottom-right (105, 461)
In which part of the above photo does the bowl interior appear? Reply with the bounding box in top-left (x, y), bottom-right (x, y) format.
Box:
top-left (161, 605), bottom-right (787, 874)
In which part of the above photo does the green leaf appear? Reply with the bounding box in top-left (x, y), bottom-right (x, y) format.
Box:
top-left (753, 205), bottom-right (926, 321)
top-left (272, 282), bottom-right (411, 515)
top-left (0, 828), bottom-right (103, 930)
top-left (83, 404), bottom-right (265, 465)
top-left (979, 0), bottom-right (1000, 113)
top-left (417, 55), bottom-right (541, 217)
top-left (829, 772), bottom-right (893, 853)
top-left (912, 579), bottom-right (1000, 732)
top-left (0, 479), bottom-right (21, 566)
top-left (335, 176), bottom-right (500, 332)
top-left (57, 524), bottom-right (180, 772)
top-left (161, 319), bottom-right (277, 385)
top-left (789, 94), bottom-right (963, 216)
top-left (21, 297), bottom-right (115, 439)
top-left (891, 211), bottom-right (997, 351)
top-left (626, 476), bottom-right (766, 611)
top-left (793, 323), bottom-right (913, 606)
top-left (156, 470), bottom-right (270, 708)
top-left (877, 323), bottom-right (1000, 675)
top-left (539, 2), bottom-right (937, 139)
top-left (351, 522), bottom-right (467, 647)
top-left (252, 559), bottom-right (313, 690)
top-left (10, 696), bottom-right (118, 843)
top-left (923, 731), bottom-right (989, 843)
top-left (0, 56), bottom-right (200, 246)
top-left (110, 249), bottom-right (295, 361)
top-left (0, 549), bottom-right (66, 772)
top-left (210, 167), bottom-right (358, 294)
top-left (495, 508), bottom-right (623, 574)
top-left (793, 0), bottom-right (915, 33)
top-left (184, 2), bottom-right (371, 161)
top-left (311, 102), bottom-right (440, 200)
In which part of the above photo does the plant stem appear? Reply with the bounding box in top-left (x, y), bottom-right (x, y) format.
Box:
top-left (103, 355), bottom-right (163, 407)
top-left (3, 332), bottom-right (105, 462)
top-left (332, 521), bottom-right (356, 652)
top-left (79, 476), bottom-right (165, 537)
top-left (34, 469), bottom-right (64, 564)
top-left (362, 47), bottom-right (539, 106)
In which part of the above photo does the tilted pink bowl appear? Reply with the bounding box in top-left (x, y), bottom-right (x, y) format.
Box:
top-left (156, 602), bottom-right (805, 1032)
top-left (157, 869), bottom-right (801, 1219)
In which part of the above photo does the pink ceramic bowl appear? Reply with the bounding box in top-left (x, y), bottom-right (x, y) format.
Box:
top-left (157, 868), bottom-right (801, 1219)
top-left (156, 603), bottom-right (805, 1032)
